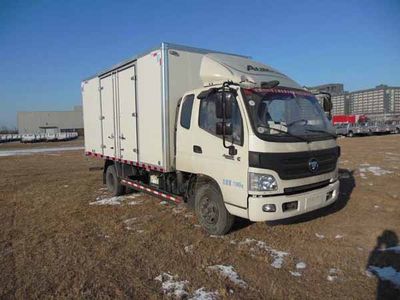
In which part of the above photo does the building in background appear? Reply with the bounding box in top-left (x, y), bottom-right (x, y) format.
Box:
top-left (18, 106), bottom-right (83, 135)
top-left (308, 83), bottom-right (344, 96)
top-left (309, 83), bottom-right (400, 120)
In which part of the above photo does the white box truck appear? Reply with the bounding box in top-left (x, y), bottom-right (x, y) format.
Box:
top-left (82, 43), bottom-right (340, 235)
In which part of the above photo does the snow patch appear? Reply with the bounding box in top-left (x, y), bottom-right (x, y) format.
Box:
top-left (359, 166), bottom-right (393, 176)
top-left (159, 201), bottom-right (168, 205)
top-left (155, 273), bottom-right (219, 299)
top-left (128, 199), bottom-right (144, 206)
top-left (90, 193), bottom-right (144, 206)
top-left (89, 196), bottom-right (126, 205)
top-left (335, 234), bottom-right (344, 239)
top-left (290, 271), bottom-right (302, 277)
top-left (296, 262), bottom-right (306, 269)
top-left (327, 268), bottom-right (339, 282)
top-left (239, 238), bottom-right (289, 269)
top-left (123, 218), bottom-right (138, 230)
top-left (184, 245), bottom-right (194, 253)
top-left (154, 273), bottom-right (189, 298)
top-left (210, 235), bottom-right (225, 239)
top-left (173, 205), bottom-right (186, 214)
top-left (0, 146), bottom-right (84, 157)
top-left (208, 265), bottom-right (248, 288)
top-left (315, 233), bottom-right (325, 239)
top-left (189, 288), bottom-right (219, 300)
top-left (184, 213), bottom-right (194, 219)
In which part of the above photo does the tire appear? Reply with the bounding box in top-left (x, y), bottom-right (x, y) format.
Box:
top-left (105, 165), bottom-right (125, 196)
top-left (195, 183), bottom-right (234, 235)
top-left (347, 131), bottom-right (354, 137)
top-left (396, 127), bottom-right (400, 134)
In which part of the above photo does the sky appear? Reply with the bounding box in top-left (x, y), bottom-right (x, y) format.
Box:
top-left (0, 0), bottom-right (399, 128)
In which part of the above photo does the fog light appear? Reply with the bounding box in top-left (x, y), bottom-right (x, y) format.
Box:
top-left (282, 201), bottom-right (298, 212)
top-left (262, 204), bottom-right (276, 212)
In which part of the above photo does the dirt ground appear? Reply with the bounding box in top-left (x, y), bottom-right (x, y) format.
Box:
top-left (0, 135), bottom-right (399, 299)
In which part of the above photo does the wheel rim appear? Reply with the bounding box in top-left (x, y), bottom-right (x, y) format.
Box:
top-left (199, 196), bottom-right (219, 225)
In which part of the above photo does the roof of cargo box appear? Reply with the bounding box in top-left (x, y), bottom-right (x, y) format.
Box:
top-left (82, 42), bottom-right (250, 81)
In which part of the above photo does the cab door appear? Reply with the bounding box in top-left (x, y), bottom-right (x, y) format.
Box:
top-left (177, 90), bottom-right (249, 210)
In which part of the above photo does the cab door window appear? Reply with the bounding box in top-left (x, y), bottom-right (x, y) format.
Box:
top-left (180, 94), bottom-right (194, 129)
top-left (199, 92), bottom-right (243, 145)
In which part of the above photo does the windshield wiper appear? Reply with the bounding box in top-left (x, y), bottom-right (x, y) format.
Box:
top-left (267, 126), bottom-right (311, 143)
top-left (304, 128), bottom-right (337, 139)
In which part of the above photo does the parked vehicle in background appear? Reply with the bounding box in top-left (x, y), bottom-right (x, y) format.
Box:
top-left (46, 133), bottom-right (57, 141)
top-left (56, 132), bottom-right (68, 141)
top-left (82, 43), bottom-right (340, 235)
top-left (0, 135), bottom-right (8, 143)
top-left (12, 134), bottom-right (21, 141)
top-left (334, 123), bottom-right (370, 137)
top-left (334, 123), bottom-right (351, 136)
top-left (332, 114), bottom-right (368, 125)
top-left (394, 121), bottom-right (400, 134)
top-left (21, 134), bottom-right (36, 143)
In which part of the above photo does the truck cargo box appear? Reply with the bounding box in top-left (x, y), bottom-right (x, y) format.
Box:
top-left (82, 43), bottom-right (300, 172)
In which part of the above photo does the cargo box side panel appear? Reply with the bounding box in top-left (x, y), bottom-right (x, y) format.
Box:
top-left (167, 49), bottom-right (205, 168)
top-left (82, 78), bottom-right (103, 154)
top-left (137, 51), bottom-right (164, 169)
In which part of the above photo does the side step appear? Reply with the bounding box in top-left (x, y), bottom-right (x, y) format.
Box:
top-left (121, 178), bottom-right (183, 204)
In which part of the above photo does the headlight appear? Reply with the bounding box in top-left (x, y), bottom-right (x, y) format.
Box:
top-left (249, 172), bottom-right (278, 191)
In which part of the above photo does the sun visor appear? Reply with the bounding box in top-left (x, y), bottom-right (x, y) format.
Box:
top-left (200, 53), bottom-right (301, 89)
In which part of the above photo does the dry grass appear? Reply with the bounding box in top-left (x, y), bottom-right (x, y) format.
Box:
top-left (1, 135), bottom-right (399, 299)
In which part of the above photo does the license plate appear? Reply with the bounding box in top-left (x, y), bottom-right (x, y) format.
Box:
top-left (306, 195), bottom-right (323, 209)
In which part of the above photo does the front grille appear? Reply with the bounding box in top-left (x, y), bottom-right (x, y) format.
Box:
top-left (283, 180), bottom-right (330, 195)
top-left (249, 147), bottom-right (340, 180)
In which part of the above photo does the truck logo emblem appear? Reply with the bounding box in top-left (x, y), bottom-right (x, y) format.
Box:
top-left (308, 158), bottom-right (319, 172)
top-left (247, 65), bottom-right (271, 72)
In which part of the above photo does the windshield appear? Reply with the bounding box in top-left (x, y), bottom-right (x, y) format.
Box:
top-left (243, 88), bottom-right (335, 141)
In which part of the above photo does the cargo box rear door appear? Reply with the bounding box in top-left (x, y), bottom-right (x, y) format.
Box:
top-left (100, 75), bottom-right (116, 157)
top-left (116, 65), bottom-right (138, 162)
top-left (82, 78), bottom-right (103, 154)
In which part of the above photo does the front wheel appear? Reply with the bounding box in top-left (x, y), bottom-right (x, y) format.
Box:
top-left (105, 165), bottom-right (125, 196)
top-left (195, 183), bottom-right (234, 235)
top-left (347, 131), bottom-right (354, 137)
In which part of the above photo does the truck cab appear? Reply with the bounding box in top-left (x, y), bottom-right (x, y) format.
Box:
top-left (176, 82), bottom-right (339, 232)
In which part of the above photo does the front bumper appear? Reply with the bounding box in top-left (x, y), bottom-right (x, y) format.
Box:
top-left (248, 180), bottom-right (340, 221)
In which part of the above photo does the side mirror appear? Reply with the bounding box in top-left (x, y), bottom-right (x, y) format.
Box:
top-left (216, 92), bottom-right (233, 119)
top-left (322, 95), bottom-right (333, 112)
top-left (216, 122), bottom-right (233, 136)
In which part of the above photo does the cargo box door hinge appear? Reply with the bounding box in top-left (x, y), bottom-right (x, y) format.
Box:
top-left (130, 75), bottom-right (137, 81)
top-left (133, 148), bottom-right (138, 153)
top-left (132, 112), bottom-right (137, 117)
top-left (99, 116), bottom-right (105, 120)
top-left (98, 86), bottom-right (104, 91)
top-left (101, 144), bottom-right (106, 149)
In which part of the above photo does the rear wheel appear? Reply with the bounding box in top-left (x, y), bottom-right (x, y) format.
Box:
top-left (347, 131), bottom-right (354, 137)
top-left (105, 165), bottom-right (125, 196)
top-left (195, 183), bottom-right (234, 235)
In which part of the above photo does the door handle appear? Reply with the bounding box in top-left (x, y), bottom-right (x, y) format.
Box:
top-left (193, 145), bottom-right (202, 154)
